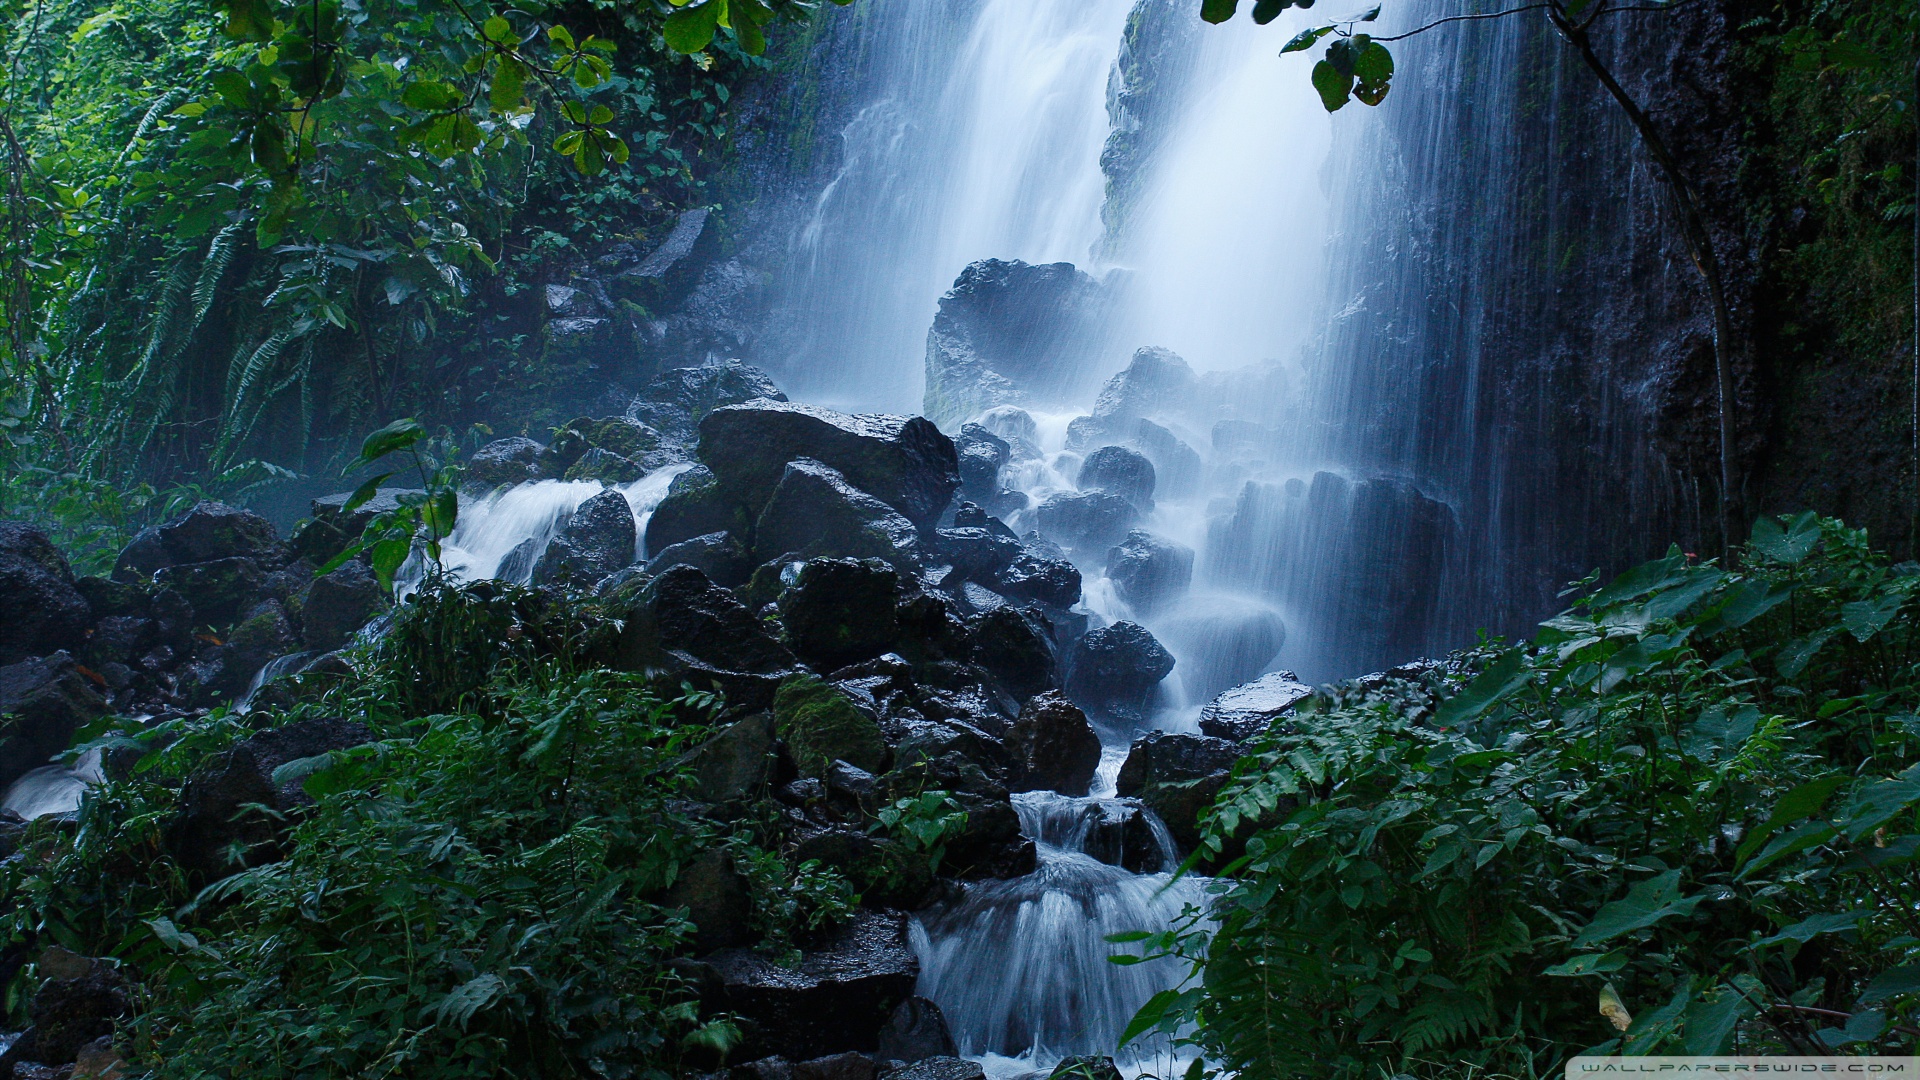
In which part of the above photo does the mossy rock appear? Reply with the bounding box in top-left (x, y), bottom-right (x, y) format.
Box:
top-left (538, 416), bottom-right (663, 478)
top-left (773, 674), bottom-right (887, 778)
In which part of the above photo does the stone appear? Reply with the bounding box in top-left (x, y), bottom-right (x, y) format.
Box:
top-left (933, 528), bottom-right (1022, 582)
top-left (890, 594), bottom-right (973, 666)
top-left (971, 607), bottom-right (1055, 698)
top-left (562, 446), bottom-right (644, 484)
top-left (953, 423), bottom-right (1010, 506)
top-left (699, 400), bottom-right (960, 532)
top-left (645, 531), bottom-right (751, 588)
top-left (1078, 798), bottom-right (1171, 873)
top-left (874, 997), bottom-right (956, 1063)
top-left (922, 259), bottom-right (1112, 426)
top-left (681, 713), bottom-right (778, 803)
top-left (974, 406), bottom-right (1042, 461)
top-left (755, 460), bottom-right (921, 567)
top-left (1199, 671), bottom-right (1314, 742)
top-left (1076, 445), bottom-right (1156, 509)
top-left (1079, 347), bottom-right (1198, 443)
top-left (666, 848), bottom-right (753, 954)
top-left (774, 675), bottom-right (888, 779)
top-left (707, 910), bottom-right (919, 1060)
top-left (733, 1057), bottom-right (795, 1080)
top-left (1064, 622), bottom-right (1174, 724)
top-left (156, 501), bottom-right (284, 566)
top-left (1035, 491), bottom-right (1138, 556)
top-left (629, 360), bottom-right (787, 444)
top-left (619, 565), bottom-right (796, 676)
top-left (25, 961), bottom-right (128, 1066)
top-left (943, 791), bottom-right (1036, 879)
top-left (496, 536), bottom-right (543, 585)
top-left (951, 503), bottom-right (1018, 539)
top-left (0, 653), bottom-right (107, 793)
top-left (1047, 1057), bottom-right (1122, 1080)
top-left (1005, 692), bottom-right (1100, 797)
top-left (1115, 731), bottom-right (1244, 853)
top-left (793, 826), bottom-right (882, 880)
top-left (537, 416), bottom-right (663, 478)
top-left (886, 1059), bottom-right (984, 1080)
top-left (0, 522), bottom-right (91, 666)
top-left (464, 436), bottom-right (544, 488)
top-left (181, 599), bottom-right (301, 706)
top-left (532, 489), bottom-right (636, 590)
top-left (110, 526), bottom-right (171, 582)
top-left (1129, 418), bottom-right (1204, 500)
top-left (1154, 598), bottom-right (1287, 705)
top-left (167, 716), bottom-right (374, 879)
top-left (645, 466), bottom-right (744, 554)
top-left (781, 559), bottom-right (899, 672)
top-left (989, 550), bottom-right (1081, 610)
top-left (70, 1035), bottom-right (124, 1080)
top-left (794, 1052), bottom-right (875, 1080)
top-left (1103, 531), bottom-right (1193, 616)
top-left (152, 556), bottom-right (266, 626)
top-left (302, 561), bottom-right (387, 651)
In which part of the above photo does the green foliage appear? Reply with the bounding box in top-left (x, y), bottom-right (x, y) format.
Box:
top-left (771, 673), bottom-right (888, 778)
top-left (1125, 515), bottom-right (1920, 1077)
top-left (872, 790), bottom-right (968, 876)
top-left (322, 418), bottom-right (464, 592)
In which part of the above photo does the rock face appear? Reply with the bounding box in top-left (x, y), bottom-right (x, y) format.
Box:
top-left (875, 997), bottom-right (957, 1063)
top-left (781, 559), bottom-right (899, 672)
top-left (922, 259), bottom-right (1114, 427)
top-left (1004, 692), bottom-right (1100, 797)
top-left (757, 460), bottom-right (921, 567)
top-left (620, 565), bottom-right (796, 676)
top-left (645, 530), bottom-right (751, 587)
top-left (465, 436), bottom-right (544, 488)
top-left (699, 400), bottom-right (960, 531)
top-left (682, 713), bottom-right (778, 803)
top-left (302, 561), bottom-right (387, 651)
top-left (645, 465), bottom-right (741, 555)
top-left (970, 607), bottom-right (1055, 698)
top-left (0, 523), bottom-right (92, 666)
top-left (990, 549), bottom-right (1082, 609)
top-left (1155, 599), bottom-right (1287, 705)
top-left (774, 675), bottom-right (888, 778)
top-left (707, 910), bottom-right (919, 1060)
top-left (1115, 731), bottom-right (1243, 853)
top-left (1199, 671), bottom-right (1313, 742)
top-left (1067, 347), bottom-right (1198, 451)
top-left (1104, 531), bottom-right (1193, 615)
top-left (1035, 491), bottom-right (1138, 557)
top-left (156, 501), bottom-right (284, 566)
top-left (1076, 445), bottom-right (1155, 509)
top-left (1077, 798), bottom-right (1170, 873)
top-left (532, 489), bottom-right (636, 589)
top-left (168, 716), bottom-right (375, 879)
top-left (1065, 622), bottom-right (1174, 725)
top-left (0, 653), bottom-right (108, 793)
top-left (628, 359), bottom-right (786, 444)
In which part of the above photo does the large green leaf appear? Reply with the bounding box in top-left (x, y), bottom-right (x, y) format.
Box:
top-left (1748, 511), bottom-right (1820, 565)
top-left (1839, 762), bottom-right (1920, 841)
top-left (1840, 592), bottom-right (1904, 642)
top-left (1858, 964), bottom-right (1920, 1005)
top-left (353, 418), bottom-right (425, 469)
top-left (1774, 630), bottom-right (1833, 679)
top-left (1698, 578), bottom-right (1793, 635)
top-left (1282, 25), bottom-right (1334, 52)
top-left (1433, 649), bottom-right (1529, 728)
top-left (1201, 0), bottom-right (1240, 24)
top-left (1311, 59), bottom-right (1352, 111)
top-left (1571, 869), bottom-right (1702, 948)
top-left (1752, 909), bottom-right (1871, 948)
top-left (1678, 704), bottom-right (1757, 763)
top-left (663, 0), bottom-right (723, 53)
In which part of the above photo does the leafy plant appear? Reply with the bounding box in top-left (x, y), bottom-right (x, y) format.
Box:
top-left (321, 418), bottom-right (462, 592)
top-left (872, 789), bottom-right (969, 877)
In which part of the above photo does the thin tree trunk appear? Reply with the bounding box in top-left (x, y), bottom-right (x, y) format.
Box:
top-left (1548, 0), bottom-right (1742, 557)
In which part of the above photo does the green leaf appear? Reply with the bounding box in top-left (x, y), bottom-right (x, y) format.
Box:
top-left (341, 471), bottom-right (394, 512)
top-left (1281, 25), bottom-right (1334, 53)
top-left (491, 58), bottom-right (527, 111)
top-left (354, 418), bottom-right (425, 467)
top-left (1433, 649), bottom-right (1529, 728)
top-left (1753, 910), bottom-right (1871, 948)
top-left (664, 0), bottom-right (722, 53)
top-left (1251, 0), bottom-right (1291, 24)
top-left (482, 14), bottom-right (513, 43)
top-left (429, 972), bottom-right (506, 1029)
top-left (1678, 705), bottom-right (1757, 763)
top-left (1749, 511), bottom-right (1820, 565)
top-left (1588, 550), bottom-right (1690, 609)
top-left (1858, 964), bottom-right (1920, 1005)
top-left (370, 536), bottom-right (413, 592)
top-left (422, 488), bottom-right (458, 541)
top-left (1839, 763), bottom-right (1920, 841)
top-left (1840, 592), bottom-right (1903, 642)
top-left (1737, 819), bottom-right (1837, 879)
top-left (1544, 951), bottom-right (1628, 976)
top-left (1681, 987), bottom-right (1753, 1054)
top-left (1699, 578), bottom-right (1794, 635)
top-left (1775, 630), bottom-right (1833, 679)
top-left (401, 81), bottom-right (462, 112)
top-left (1352, 40), bottom-right (1393, 84)
top-left (1571, 869), bottom-right (1703, 948)
top-left (1201, 0), bottom-right (1239, 24)
top-left (1311, 59), bottom-right (1353, 111)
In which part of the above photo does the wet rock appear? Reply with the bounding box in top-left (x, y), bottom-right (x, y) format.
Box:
top-left (1115, 731), bottom-right (1243, 853)
top-left (645, 465), bottom-right (744, 555)
top-left (1076, 445), bottom-right (1156, 509)
top-left (1155, 598), bottom-right (1287, 705)
top-left (181, 600), bottom-right (299, 705)
top-left (1047, 1057), bottom-right (1122, 1080)
top-left (532, 489), bottom-right (636, 590)
top-left (81, 616), bottom-right (151, 670)
top-left (943, 792), bottom-right (1036, 880)
top-left (538, 416), bottom-right (664, 478)
top-left (110, 526), bottom-right (171, 582)
top-left (989, 549), bottom-right (1082, 610)
top-left (646, 531), bottom-right (751, 588)
top-left (667, 848), bottom-right (752, 954)
top-left (562, 446), bottom-right (644, 484)
top-left (875, 997), bottom-right (956, 1063)
top-left (974, 406), bottom-right (1043, 462)
top-left (1199, 671), bottom-right (1313, 742)
top-left (795, 1052), bottom-right (875, 1080)
top-left (0, 523), bottom-right (91, 667)
top-left (886, 1059), bottom-right (984, 1080)
top-left (152, 556), bottom-right (266, 626)
top-left (951, 503), bottom-right (1018, 538)
top-left (302, 561), bottom-right (387, 651)
top-left (756, 460), bottom-right (921, 567)
top-left (1064, 622), bottom-right (1173, 725)
top-left (682, 712), bottom-right (778, 803)
top-left (630, 360), bottom-right (787, 444)
top-left (774, 675), bottom-right (888, 779)
top-left (707, 909), bottom-right (919, 1060)
top-left (71, 1036), bottom-right (123, 1080)
top-left (1005, 692), bottom-right (1099, 797)
top-left (1080, 798), bottom-right (1170, 873)
top-left (781, 559), bottom-right (899, 672)
top-left (700, 401), bottom-right (960, 532)
top-left (464, 436), bottom-right (544, 488)
top-left (167, 715), bottom-right (375, 879)
top-left (1129, 418), bottom-right (1203, 499)
top-left (922, 259), bottom-right (1112, 427)
top-left (971, 606), bottom-right (1056, 698)
top-left (734, 1057), bottom-right (796, 1080)
top-left (1069, 347), bottom-right (1198, 451)
top-left (0, 653), bottom-right (107, 793)
top-left (954, 423), bottom-right (1009, 501)
top-left (496, 536), bottom-right (543, 585)
top-left (1103, 530), bottom-right (1193, 615)
top-left (156, 501), bottom-right (284, 566)
top-left (19, 958), bottom-right (128, 1067)
top-left (794, 825), bottom-right (883, 881)
top-left (619, 565), bottom-right (796, 676)
top-left (891, 594), bottom-right (974, 665)
top-left (934, 527), bottom-right (1023, 583)
top-left (1035, 491), bottom-right (1138, 556)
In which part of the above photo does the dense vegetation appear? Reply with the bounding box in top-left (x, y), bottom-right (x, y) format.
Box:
top-left (1121, 515), bottom-right (1920, 1076)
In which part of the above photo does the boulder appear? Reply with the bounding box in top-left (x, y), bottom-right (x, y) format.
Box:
top-left (531, 489), bottom-right (636, 589)
top-left (1048, 1057), bottom-right (1122, 1080)
top-left (975, 406), bottom-right (1043, 461)
top-left (156, 501), bottom-right (284, 566)
top-left (780, 559), bottom-right (899, 672)
top-left (666, 848), bottom-right (753, 954)
top-left (1035, 491), bottom-right (1138, 556)
top-left (922, 259), bottom-right (1112, 426)
top-left (619, 565), bottom-right (796, 676)
top-left (1078, 798), bottom-right (1172, 873)
top-left (953, 423), bottom-right (1010, 506)
top-left (681, 712), bottom-right (778, 803)
top-left (302, 561), bottom-right (387, 651)
top-left (152, 556), bottom-right (266, 626)
top-left (167, 715), bottom-right (374, 879)
top-left (1199, 671), bottom-right (1313, 742)
top-left (1064, 622), bottom-right (1174, 725)
top-left (15, 958), bottom-right (129, 1067)
top-left (1155, 598), bottom-right (1287, 705)
top-left (71, 1036), bottom-right (123, 1080)
top-left (645, 530), bottom-right (751, 588)
top-left (537, 416), bottom-right (664, 478)
top-left (934, 528), bottom-right (1023, 583)
top-left (989, 550), bottom-right (1081, 609)
top-left (180, 600), bottom-right (300, 705)
top-left (562, 446), bottom-right (644, 484)
top-left (293, 488), bottom-right (421, 567)
top-left (0, 523), bottom-right (91, 666)
top-left (756, 460), bottom-right (921, 567)
top-left (464, 436), bottom-right (544, 488)
top-left (110, 526), bottom-right (171, 582)
top-left (644, 465), bottom-right (743, 555)
top-left (1129, 418), bottom-right (1204, 499)
top-left (941, 790), bottom-right (1037, 880)
top-left (951, 503), bottom-right (1018, 538)
top-left (1071, 347), bottom-right (1198, 449)
top-left (1076, 445), bottom-right (1155, 509)
top-left (699, 401), bottom-right (960, 531)
top-left (630, 360), bottom-right (787, 444)
top-left (496, 536), bottom-right (543, 585)
top-left (1104, 531), bottom-right (1193, 615)
top-left (1114, 731), bottom-right (1243, 853)
top-left (0, 653), bottom-right (107, 793)
top-left (875, 997), bottom-right (956, 1063)
top-left (774, 675), bottom-right (888, 779)
top-left (707, 910), bottom-right (919, 1060)
top-left (82, 615), bottom-right (154, 670)
top-left (887, 1059), bottom-right (985, 1080)
top-left (795, 1052), bottom-right (875, 1080)
top-left (971, 607), bottom-right (1055, 698)
top-left (1005, 692), bottom-right (1100, 797)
